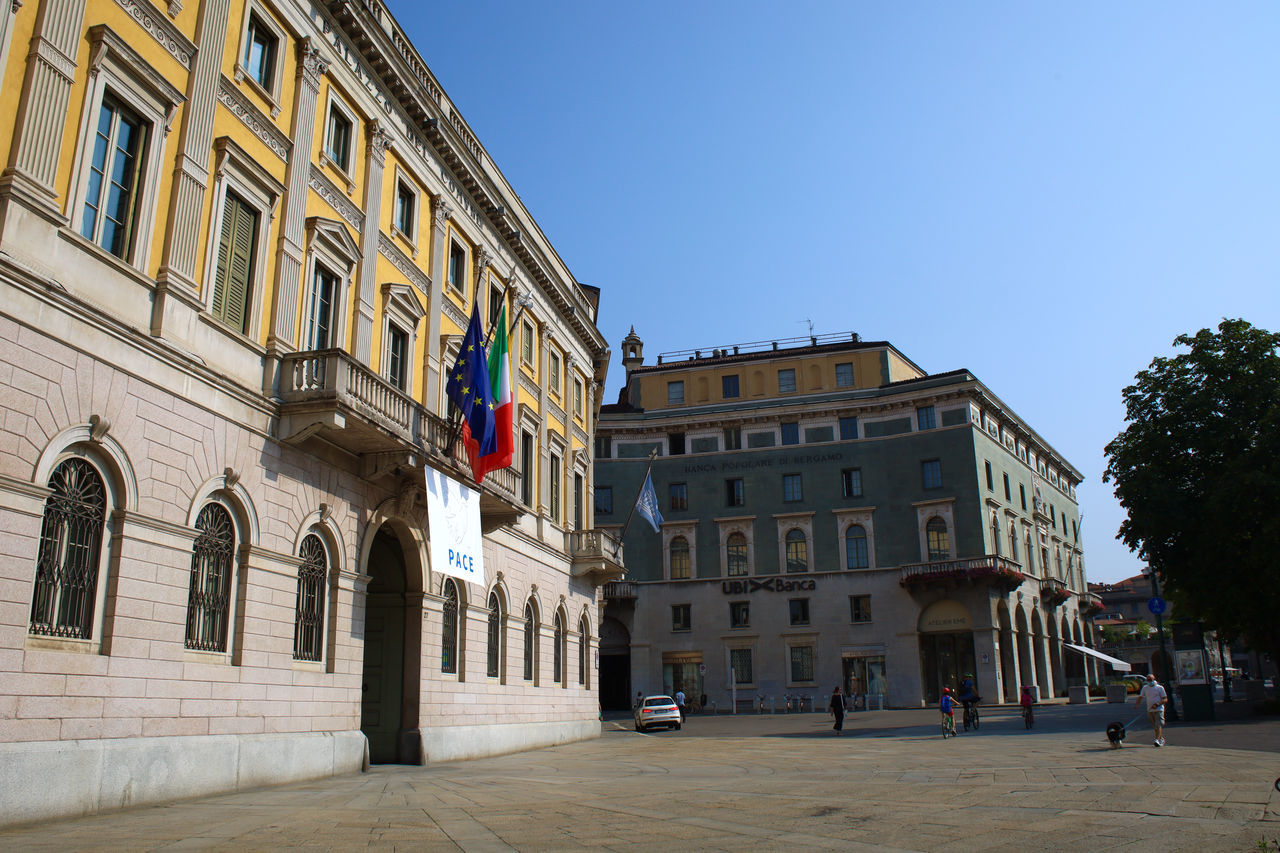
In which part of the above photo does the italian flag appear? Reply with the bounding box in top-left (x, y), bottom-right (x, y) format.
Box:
top-left (468, 303), bottom-right (515, 483)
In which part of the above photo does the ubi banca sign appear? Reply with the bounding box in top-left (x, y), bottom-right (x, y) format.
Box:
top-left (721, 577), bottom-right (817, 595)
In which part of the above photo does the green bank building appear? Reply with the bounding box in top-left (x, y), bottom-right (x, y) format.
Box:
top-left (594, 330), bottom-right (1102, 710)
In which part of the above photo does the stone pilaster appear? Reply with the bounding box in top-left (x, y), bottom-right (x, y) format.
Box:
top-left (268, 38), bottom-right (329, 354)
top-left (2, 0), bottom-right (89, 214)
top-left (155, 0), bottom-right (232, 299)
top-left (354, 122), bottom-right (391, 363)
top-left (424, 195), bottom-right (451, 407)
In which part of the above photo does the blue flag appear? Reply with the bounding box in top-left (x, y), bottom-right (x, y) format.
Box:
top-left (635, 472), bottom-right (664, 533)
top-left (444, 307), bottom-right (496, 456)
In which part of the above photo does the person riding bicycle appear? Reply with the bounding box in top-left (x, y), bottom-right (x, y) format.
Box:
top-left (1020, 685), bottom-right (1036, 725)
top-left (957, 674), bottom-right (979, 715)
top-left (940, 687), bottom-right (956, 724)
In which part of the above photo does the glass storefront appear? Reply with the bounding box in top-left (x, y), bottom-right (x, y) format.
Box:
top-left (919, 632), bottom-right (976, 703)
top-left (841, 656), bottom-right (886, 710)
top-left (662, 652), bottom-right (704, 709)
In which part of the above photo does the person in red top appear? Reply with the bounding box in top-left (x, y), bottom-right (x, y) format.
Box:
top-left (1020, 685), bottom-right (1036, 727)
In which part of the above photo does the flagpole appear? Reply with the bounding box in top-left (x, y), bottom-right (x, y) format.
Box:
top-left (616, 449), bottom-right (660, 544)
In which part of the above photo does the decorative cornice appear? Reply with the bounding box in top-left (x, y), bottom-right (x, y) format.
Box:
top-left (217, 76), bottom-right (290, 162)
top-left (112, 0), bottom-right (195, 70)
top-left (309, 164), bottom-right (365, 231)
top-left (572, 423), bottom-right (590, 447)
top-left (441, 297), bottom-right (466, 329)
top-left (548, 400), bottom-right (566, 424)
top-left (518, 373), bottom-right (541, 402)
top-left (378, 232), bottom-right (431, 294)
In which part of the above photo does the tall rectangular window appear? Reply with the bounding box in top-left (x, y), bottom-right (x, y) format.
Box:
top-left (783, 473), bottom-right (803, 502)
top-left (385, 324), bottom-right (407, 390)
top-left (82, 96), bottom-right (148, 260)
top-left (726, 478), bottom-right (744, 506)
top-left (667, 380), bottom-right (684, 405)
top-left (669, 432), bottom-right (685, 455)
top-left (669, 482), bottom-right (688, 511)
top-left (573, 378), bottom-right (584, 418)
top-left (722, 375), bottom-right (740, 398)
top-left (307, 265), bottom-right (338, 349)
top-left (922, 459), bottom-right (942, 489)
top-left (729, 648), bottom-right (753, 684)
top-left (985, 460), bottom-right (994, 491)
top-left (325, 103), bottom-right (352, 172)
top-left (917, 406), bottom-right (937, 431)
top-left (1020, 483), bottom-right (1027, 511)
top-left (724, 427), bottom-right (742, 450)
top-left (841, 468), bottom-right (862, 498)
top-left (521, 320), bottom-right (535, 366)
top-left (549, 350), bottom-right (561, 396)
top-left (210, 190), bottom-right (259, 334)
top-left (672, 604), bottom-right (691, 632)
top-left (243, 14), bottom-right (278, 91)
top-left (788, 598), bottom-right (810, 626)
top-left (835, 362), bottom-right (854, 387)
top-left (594, 485), bottom-right (612, 515)
top-left (850, 594), bottom-right (871, 623)
top-left (394, 180), bottom-right (415, 237)
top-left (778, 368), bottom-right (796, 393)
top-left (574, 473), bottom-right (584, 530)
top-left (839, 417), bottom-right (858, 440)
top-left (730, 601), bottom-right (750, 628)
top-left (595, 435), bottom-right (611, 459)
top-left (790, 646), bottom-right (815, 682)
top-left (780, 423), bottom-right (799, 445)
top-left (549, 453), bottom-right (561, 524)
top-left (520, 431), bottom-right (534, 506)
top-left (1003, 473), bottom-right (1011, 501)
top-left (448, 241), bottom-right (466, 293)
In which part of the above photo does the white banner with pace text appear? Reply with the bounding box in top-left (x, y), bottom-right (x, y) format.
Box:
top-left (424, 467), bottom-right (484, 585)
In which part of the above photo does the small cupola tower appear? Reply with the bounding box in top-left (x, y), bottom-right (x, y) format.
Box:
top-left (621, 326), bottom-right (644, 381)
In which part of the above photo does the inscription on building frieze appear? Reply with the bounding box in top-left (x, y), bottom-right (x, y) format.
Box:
top-left (721, 577), bottom-right (816, 595)
top-left (683, 452), bottom-right (843, 475)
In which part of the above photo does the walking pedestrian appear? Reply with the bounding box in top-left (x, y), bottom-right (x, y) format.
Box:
top-left (829, 686), bottom-right (845, 735)
top-left (1135, 673), bottom-right (1168, 747)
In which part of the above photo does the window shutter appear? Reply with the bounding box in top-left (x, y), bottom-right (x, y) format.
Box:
top-left (212, 193), bottom-right (257, 334)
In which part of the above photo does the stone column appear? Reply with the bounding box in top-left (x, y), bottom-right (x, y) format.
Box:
top-left (423, 196), bottom-right (451, 408)
top-left (2, 0), bottom-right (89, 213)
top-left (268, 38), bottom-right (328, 354)
top-left (353, 123), bottom-right (391, 363)
top-left (156, 0), bottom-right (233, 297)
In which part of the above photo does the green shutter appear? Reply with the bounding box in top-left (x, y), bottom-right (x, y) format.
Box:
top-left (211, 192), bottom-right (258, 334)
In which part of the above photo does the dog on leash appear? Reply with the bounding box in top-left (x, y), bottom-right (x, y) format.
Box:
top-left (1105, 721), bottom-right (1126, 748)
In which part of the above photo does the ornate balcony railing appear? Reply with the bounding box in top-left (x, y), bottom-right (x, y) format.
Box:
top-left (279, 349), bottom-right (418, 449)
top-left (602, 581), bottom-right (637, 601)
top-left (1040, 577), bottom-right (1070, 607)
top-left (1080, 592), bottom-right (1104, 617)
top-left (571, 529), bottom-right (625, 583)
top-left (899, 555), bottom-right (1026, 591)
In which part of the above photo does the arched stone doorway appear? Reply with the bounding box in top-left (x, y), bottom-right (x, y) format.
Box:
top-left (360, 525), bottom-right (423, 764)
top-left (1014, 606), bottom-right (1036, 697)
top-left (598, 616), bottom-right (631, 710)
top-left (917, 599), bottom-right (974, 703)
top-left (1030, 608), bottom-right (1050, 697)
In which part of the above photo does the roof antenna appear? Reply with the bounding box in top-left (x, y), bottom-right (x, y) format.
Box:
top-left (801, 318), bottom-right (815, 345)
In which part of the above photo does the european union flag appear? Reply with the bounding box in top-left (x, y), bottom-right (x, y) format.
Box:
top-left (635, 472), bottom-right (664, 533)
top-left (445, 307), bottom-right (496, 457)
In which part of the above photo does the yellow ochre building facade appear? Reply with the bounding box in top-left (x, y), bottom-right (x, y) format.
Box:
top-left (0, 0), bottom-right (620, 824)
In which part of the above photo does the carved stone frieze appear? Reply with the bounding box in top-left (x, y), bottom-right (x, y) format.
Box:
top-left (217, 76), bottom-right (290, 162)
top-left (518, 373), bottom-right (541, 402)
top-left (378, 232), bottom-right (430, 293)
top-left (442, 297), bottom-right (466, 329)
top-left (112, 0), bottom-right (195, 69)
top-left (308, 164), bottom-right (365, 230)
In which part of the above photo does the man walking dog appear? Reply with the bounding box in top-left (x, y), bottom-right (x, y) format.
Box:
top-left (1135, 673), bottom-right (1168, 747)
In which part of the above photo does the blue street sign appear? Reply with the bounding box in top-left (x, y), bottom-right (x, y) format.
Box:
top-left (1148, 596), bottom-right (1167, 615)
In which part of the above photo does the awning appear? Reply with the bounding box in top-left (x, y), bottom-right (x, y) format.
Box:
top-left (1064, 642), bottom-right (1132, 672)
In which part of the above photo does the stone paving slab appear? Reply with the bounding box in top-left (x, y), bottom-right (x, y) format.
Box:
top-left (1, 702), bottom-right (1278, 851)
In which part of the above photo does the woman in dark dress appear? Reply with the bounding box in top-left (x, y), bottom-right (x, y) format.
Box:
top-left (829, 686), bottom-right (845, 735)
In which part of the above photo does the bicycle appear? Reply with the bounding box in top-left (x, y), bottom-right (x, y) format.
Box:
top-left (962, 701), bottom-right (980, 731)
top-left (1022, 704), bottom-right (1035, 729)
top-left (941, 711), bottom-right (956, 738)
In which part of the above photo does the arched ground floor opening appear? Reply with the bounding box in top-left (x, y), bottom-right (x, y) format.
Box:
top-left (361, 526), bottom-right (422, 764)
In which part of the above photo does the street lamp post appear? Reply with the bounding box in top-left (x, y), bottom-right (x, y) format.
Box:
top-left (1145, 566), bottom-right (1179, 722)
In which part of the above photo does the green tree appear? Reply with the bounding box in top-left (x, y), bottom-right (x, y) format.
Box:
top-left (1104, 319), bottom-right (1280, 664)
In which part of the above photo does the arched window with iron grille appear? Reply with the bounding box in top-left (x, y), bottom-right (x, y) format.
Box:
top-left (185, 503), bottom-right (236, 652)
top-left (553, 612), bottom-right (564, 684)
top-left (292, 533), bottom-right (327, 662)
top-left (29, 458), bottom-right (108, 639)
top-left (486, 592), bottom-right (501, 678)
top-left (578, 616), bottom-right (588, 686)
top-left (441, 578), bottom-right (458, 674)
top-left (523, 603), bottom-right (536, 681)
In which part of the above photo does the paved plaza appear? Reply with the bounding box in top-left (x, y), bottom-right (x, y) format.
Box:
top-left (2, 701), bottom-right (1278, 851)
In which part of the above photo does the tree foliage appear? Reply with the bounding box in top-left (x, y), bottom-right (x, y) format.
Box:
top-left (1104, 319), bottom-right (1280, 662)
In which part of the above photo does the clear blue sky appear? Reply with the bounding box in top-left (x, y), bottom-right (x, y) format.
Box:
top-left (391, 1), bottom-right (1280, 584)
